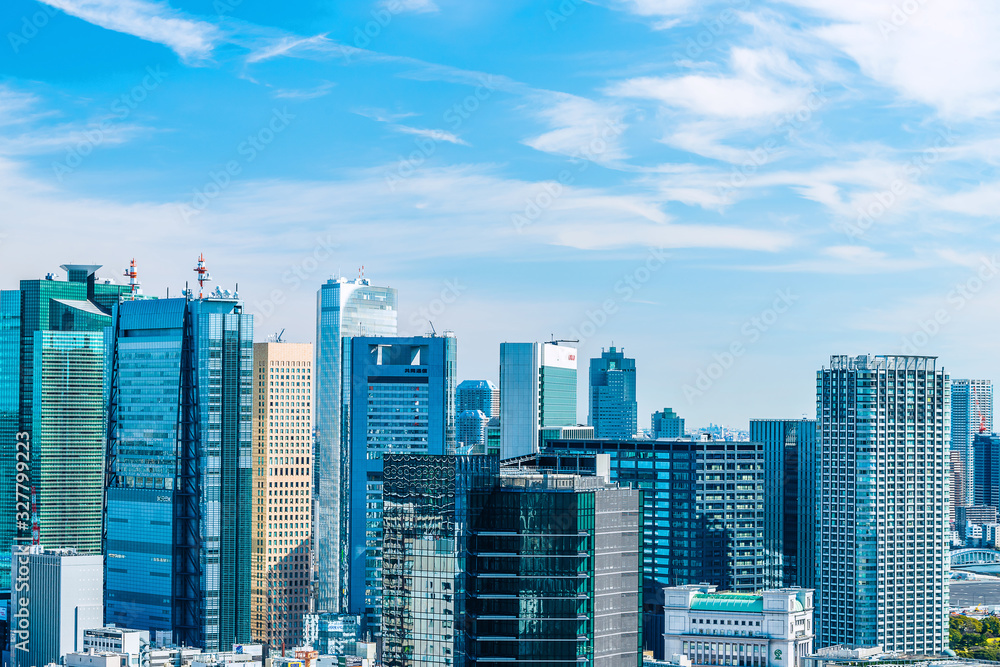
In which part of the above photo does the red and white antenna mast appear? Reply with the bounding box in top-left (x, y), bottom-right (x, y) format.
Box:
top-left (123, 258), bottom-right (140, 299)
top-left (194, 253), bottom-right (212, 298)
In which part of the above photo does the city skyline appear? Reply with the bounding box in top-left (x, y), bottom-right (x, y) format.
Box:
top-left (4, 1), bottom-right (1000, 427)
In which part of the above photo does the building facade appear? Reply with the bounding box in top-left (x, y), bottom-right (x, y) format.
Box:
top-left (816, 355), bottom-right (949, 653)
top-left (530, 438), bottom-right (766, 657)
top-left (0, 290), bottom-right (19, 587)
top-left (381, 454), bottom-right (643, 667)
top-left (652, 409), bottom-right (685, 439)
top-left (457, 409), bottom-right (490, 453)
top-left (345, 335), bottom-right (457, 637)
top-left (10, 546), bottom-right (104, 667)
top-left (314, 276), bottom-right (397, 614)
top-left (589, 347), bottom-right (637, 439)
top-left (499, 342), bottom-right (577, 460)
top-left (82, 627), bottom-right (150, 667)
top-left (105, 295), bottom-right (253, 650)
top-left (749, 419), bottom-right (818, 589)
top-left (952, 379), bottom-right (993, 507)
top-left (251, 343), bottom-right (313, 648)
top-left (974, 433), bottom-right (1000, 509)
top-left (456, 379), bottom-right (499, 417)
top-left (662, 585), bottom-right (814, 667)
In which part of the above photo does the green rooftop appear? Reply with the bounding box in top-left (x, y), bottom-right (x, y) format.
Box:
top-left (689, 593), bottom-right (805, 613)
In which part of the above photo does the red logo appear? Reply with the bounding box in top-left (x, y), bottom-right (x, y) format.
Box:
top-left (568, 354), bottom-right (576, 360)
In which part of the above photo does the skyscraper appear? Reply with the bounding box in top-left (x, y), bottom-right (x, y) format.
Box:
top-left (456, 409), bottom-right (490, 452)
top-left (531, 437), bottom-right (766, 656)
top-left (456, 379), bottom-right (499, 417)
top-left (0, 290), bottom-right (20, 587)
top-left (105, 294), bottom-right (253, 650)
top-left (344, 334), bottom-right (457, 637)
top-left (816, 354), bottom-right (948, 653)
top-left (651, 408), bottom-right (685, 439)
top-left (314, 276), bottom-right (397, 613)
top-left (589, 346), bottom-right (637, 439)
top-left (749, 418), bottom-right (818, 589)
top-left (973, 433), bottom-right (1000, 509)
top-left (499, 341), bottom-right (577, 460)
top-left (18, 265), bottom-right (132, 555)
top-left (951, 379), bottom-right (993, 507)
top-left (381, 453), bottom-right (643, 667)
top-left (251, 342), bottom-right (313, 648)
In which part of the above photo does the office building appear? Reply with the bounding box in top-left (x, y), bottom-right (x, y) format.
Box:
top-left (456, 379), bottom-right (499, 417)
top-left (314, 276), bottom-right (397, 613)
top-left (952, 379), bottom-right (992, 507)
top-left (0, 290), bottom-right (19, 587)
top-left (749, 419), bottom-right (818, 589)
top-left (302, 612), bottom-right (362, 656)
top-left (817, 355), bottom-right (948, 653)
top-left (974, 433), bottom-right (1000, 509)
top-left (589, 346), bottom-right (637, 439)
top-left (18, 265), bottom-right (133, 555)
top-left (499, 341), bottom-right (577, 460)
top-left (345, 335), bottom-right (456, 636)
top-left (957, 504), bottom-right (998, 528)
top-left (950, 450), bottom-right (966, 528)
top-left (251, 342), bottom-right (313, 647)
top-left (381, 453), bottom-right (642, 667)
top-left (10, 545), bottom-right (104, 667)
top-left (662, 585), bottom-right (814, 667)
top-left (527, 438), bottom-right (766, 657)
top-left (457, 409), bottom-right (490, 452)
top-left (486, 417), bottom-right (500, 456)
top-left (83, 627), bottom-right (150, 667)
top-left (652, 408), bottom-right (685, 439)
top-left (105, 293), bottom-right (253, 650)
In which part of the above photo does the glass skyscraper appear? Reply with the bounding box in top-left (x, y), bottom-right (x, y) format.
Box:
top-left (0, 290), bottom-right (19, 587)
top-left (816, 354), bottom-right (948, 653)
top-left (314, 276), bottom-right (397, 613)
top-left (588, 346), bottom-right (637, 439)
top-left (973, 433), bottom-right (1000, 508)
top-left (531, 438), bottom-right (766, 657)
top-left (344, 334), bottom-right (456, 637)
top-left (105, 295), bottom-right (253, 650)
top-left (951, 379), bottom-right (992, 508)
top-left (456, 379), bottom-right (498, 417)
top-left (18, 265), bottom-right (132, 554)
top-left (381, 453), bottom-right (642, 667)
top-left (499, 342), bottom-right (577, 460)
top-left (749, 418), bottom-right (818, 589)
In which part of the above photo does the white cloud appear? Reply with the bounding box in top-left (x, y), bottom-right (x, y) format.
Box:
top-left (391, 125), bottom-right (469, 146)
top-left (244, 34), bottom-right (341, 64)
top-left (38, 0), bottom-right (218, 61)
top-left (782, 0), bottom-right (1000, 118)
top-left (380, 0), bottom-right (439, 13)
top-left (523, 93), bottom-right (628, 165)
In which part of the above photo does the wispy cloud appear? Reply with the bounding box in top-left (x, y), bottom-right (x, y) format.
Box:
top-left (523, 93), bottom-right (629, 165)
top-left (391, 125), bottom-right (469, 145)
top-left (38, 0), bottom-right (219, 61)
top-left (379, 0), bottom-right (439, 13)
top-left (271, 81), bottom-right (337, 100)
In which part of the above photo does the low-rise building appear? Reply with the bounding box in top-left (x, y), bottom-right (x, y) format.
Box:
top-left (663, 585), bottom-right (814, 667)
top-left (65, 650), bottom-right (127, 667)
top-left (82, 627), bottom-right (149, 667)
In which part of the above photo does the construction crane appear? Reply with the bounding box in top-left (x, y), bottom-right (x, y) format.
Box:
top-left (546, 335), bottom-right (579, 345)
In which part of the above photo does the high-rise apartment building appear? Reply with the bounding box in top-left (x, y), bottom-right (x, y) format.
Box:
top-left (589, 346), bottom-right (637, 439)
top-left (0, 290), bottom-right (20, 587)
top-left (18, 265), bottom-right (132, 555)
top-left (251, 343), bottom-right (313, 648)
top-left (530, 438), bottom-right (766, 657)
top-left (381, 453), bottom-right (643, 667)
top-left (456, 379), bottom-right (499, 417)
top-left (11, 545), bottom-right (104, 667)
top-left (457, 409), bottom-right (490, 452)
top-left (314, 276), bottom-right (397, 613)
top-left (499, 342), bottom-right (577, 460)
top-left (816, 355), bottom-right (948, 653)
top-left (105, 295), bottom-right (253, 650)
top-left (345, 335), bottom-right (456, 637)
top-left (952, 379), bottom-right (993, 507)
top-left (750, 419), bottom-right (818, 589)
top-left (652, 408), bottom-right (685, 439)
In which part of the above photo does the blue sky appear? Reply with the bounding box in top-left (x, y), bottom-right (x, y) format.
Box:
top-left (3, 0), bottom-right (1000, 428)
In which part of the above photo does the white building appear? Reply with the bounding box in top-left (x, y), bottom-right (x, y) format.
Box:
top-left (663, 585), bottom-right (814, 667)
top-left (10, 546), bottom-right (103, 667)
top-left (82, 627), bottom-right (149, 667)
top-left (817, 355), bottom-right (949, 653)
top-left (65, 650), bottom-right (127, 667)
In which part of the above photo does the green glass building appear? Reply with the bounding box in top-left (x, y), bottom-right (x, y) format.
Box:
top-left (17, 265), bottom-right (132, 553)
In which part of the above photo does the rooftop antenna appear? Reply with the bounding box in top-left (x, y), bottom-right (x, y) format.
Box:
top-left (194, 253), bottom-right (212, 298)
top-left (123, 258), bottom-right (140, 300)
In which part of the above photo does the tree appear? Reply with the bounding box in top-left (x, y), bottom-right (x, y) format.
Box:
top-left (983, 616), bottom-right (1000, 637)
top-left (951, 627), bottom-right (963, 646)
